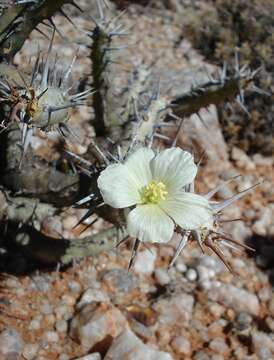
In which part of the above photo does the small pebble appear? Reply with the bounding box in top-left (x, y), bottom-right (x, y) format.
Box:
top-left (186, 268), bottom-right (197, 282)
top-left (229, 221), bottom-right (252, 244)
top-left (265, 316), bottom-right (274, 332)
top-left (0, 328), bottom-right (24, 355)
top-left (231, 258), bottom-right (245, 270)
top-left (130, 318), bottom-right (154, 340)
top-left (74, 353), bottom-right (102, 360)
top-left (70, 304), bottom-right (128, 349)
top-left (208, 303), bottom-right (225, 318)
top-left (251, 330), bottom-right (274, 359)
top-left (197, 265), bottom-right (215, 283)
top-left (199, 279), bottom-right (212, 291)
top-left (54, 305), bottom-right (73, 321)
top-left (22, 344), bottom-right (39, 360)
top-left (209, 338), bottom-right (229, 355)
top-left (234, 312), bottom-right (253, 331)
top-left (154, 293), bottom-right (194, 325)
top-left (243, 209), bottom-right (256, 220)
top-left (102, 268), bottom-right (138, 293)
top-left (171, 335), bottom-right (191, 355)
top-left (28, 319), bottom-right (41, 331)
top-left (231, 147), bottom-right (255, 171)
top-left (211, 356), bottom-right (224, 360)
top-left (258, 286), bottom-right (271, 302)
top-left (154, 268), bottom-right (171, 286)
top-left (252, 208), bottom-right (273, 236)
top-left (41, 303), bottom-right (53, 315)
top-left (30, 275), bottom-right (52, 292)
top-left (133, 248), bottom-right (157, 275)
top-left (175, 261), bottom-right (187, 273)
top-left (76, 288), bottom-right (109, 309)
top-left (269, 297), bottom-right (274, 317)
top-left (207, 282), bottom-right (260, 316)
top-left (44, 331), bottom-right (59, 343)
top-left (139, 282), bottom-right (156, 294)
top-left (61, 294), bottom-right (76, 307)
top-left (237, 177), bottom-right (254, 192)
top-left (194, 351), bottom-right (210, 360)
top-left (199, 256), bottom-right (223, 272)
top-left (104, 329), bottom-right (173, 359)
top-left (59, 355), bottom-right (70, 360)
top-left (252, 154), bottom-right (273, 167)
top-left (217, 185), bottom-right (234, 199)
top-left (68, 280), bottom-right (82, 293)
top-left (44, 314), bottom-right (56, 326)
top-left (55, 320), bottom-right (68, 333)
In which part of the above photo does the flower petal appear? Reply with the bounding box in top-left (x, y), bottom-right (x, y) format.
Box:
top-left (160, 192), bottom-right (213, 230)
top-left (98, 163), bottom-right (141, 208)
top-left (127, 204), bottom-right (174, 243)
top-left (150, 147), bottom-right (197, 192)
top-left (125, 147), bottom-right (154, 188)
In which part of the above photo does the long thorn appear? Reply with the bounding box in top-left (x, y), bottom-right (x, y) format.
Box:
top-left (213, 181), bottom-right (262, 212)
top-left (169, 231), bottom-right (190, 269)
top-left (205, 237), bottom-right (234, 273)
top-left (128, 238), bottom-right (141, 271)
top-left (205, 175), bottom-right (241, 200)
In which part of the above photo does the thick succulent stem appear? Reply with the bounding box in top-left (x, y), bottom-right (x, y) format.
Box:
top-left (171, 75), bottom-right (253, 118)
top-left (5, 222), bottom-right (121, 264)
top-left (0, 125), bottom-right (83, 207)
top-left (90, 8), bottom-right (127, 137)
top-left (0, 191), bottom-right (124, 264)
top-left (90, 25), bottom-right (111, 136)
top-left (0, 191), bottom-right (56, 223)
top-left (0, 0), bottom-right (71, 62)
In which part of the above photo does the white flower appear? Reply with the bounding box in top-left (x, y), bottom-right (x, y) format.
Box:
top-left (97, 147), bottom-right (213, 243)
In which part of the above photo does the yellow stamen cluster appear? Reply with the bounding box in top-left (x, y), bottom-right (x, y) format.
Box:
top-left (200, 226), bottom-right (209, 242)
top-left (141, 181), bottom-right (168, 204)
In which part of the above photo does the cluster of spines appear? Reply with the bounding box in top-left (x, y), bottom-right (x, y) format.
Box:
top-left (0, 0), bottom-right (83, 61)
top-left (0, 29), bottom-right (93, 166)
top-left (169, 175), bottom-right (261, 273)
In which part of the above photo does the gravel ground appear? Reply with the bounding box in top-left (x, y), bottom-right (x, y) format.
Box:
top-left (0, 1), bottom-right (273, 359)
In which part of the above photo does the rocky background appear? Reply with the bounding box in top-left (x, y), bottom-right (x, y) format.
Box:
top-left (0, 1), bottom-right (273, 359)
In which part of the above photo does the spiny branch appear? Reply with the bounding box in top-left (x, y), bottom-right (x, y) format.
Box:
top-left (5, 222), bottom-right (122, 264)
top-left (89, 4), bottom-right (128, 136)
top-left (0, 190), bottom-right (124, 265)
top-left (0, 0), bottom-right (72, 62)
top-left (170, 71), bottom-right (254, 118)
top-left (0, 190), bottom-right (56, 223)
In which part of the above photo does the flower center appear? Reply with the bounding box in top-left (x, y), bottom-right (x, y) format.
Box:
top-left (141, 181), bottom-right (168, 204)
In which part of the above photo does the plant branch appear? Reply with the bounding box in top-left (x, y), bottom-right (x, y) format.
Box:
top-left (171, 75), bottom-right (253, 118)
top-left (6, 222), bottom-right (122, 264)
top-left (0, 0), bottom-right (72, 62)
